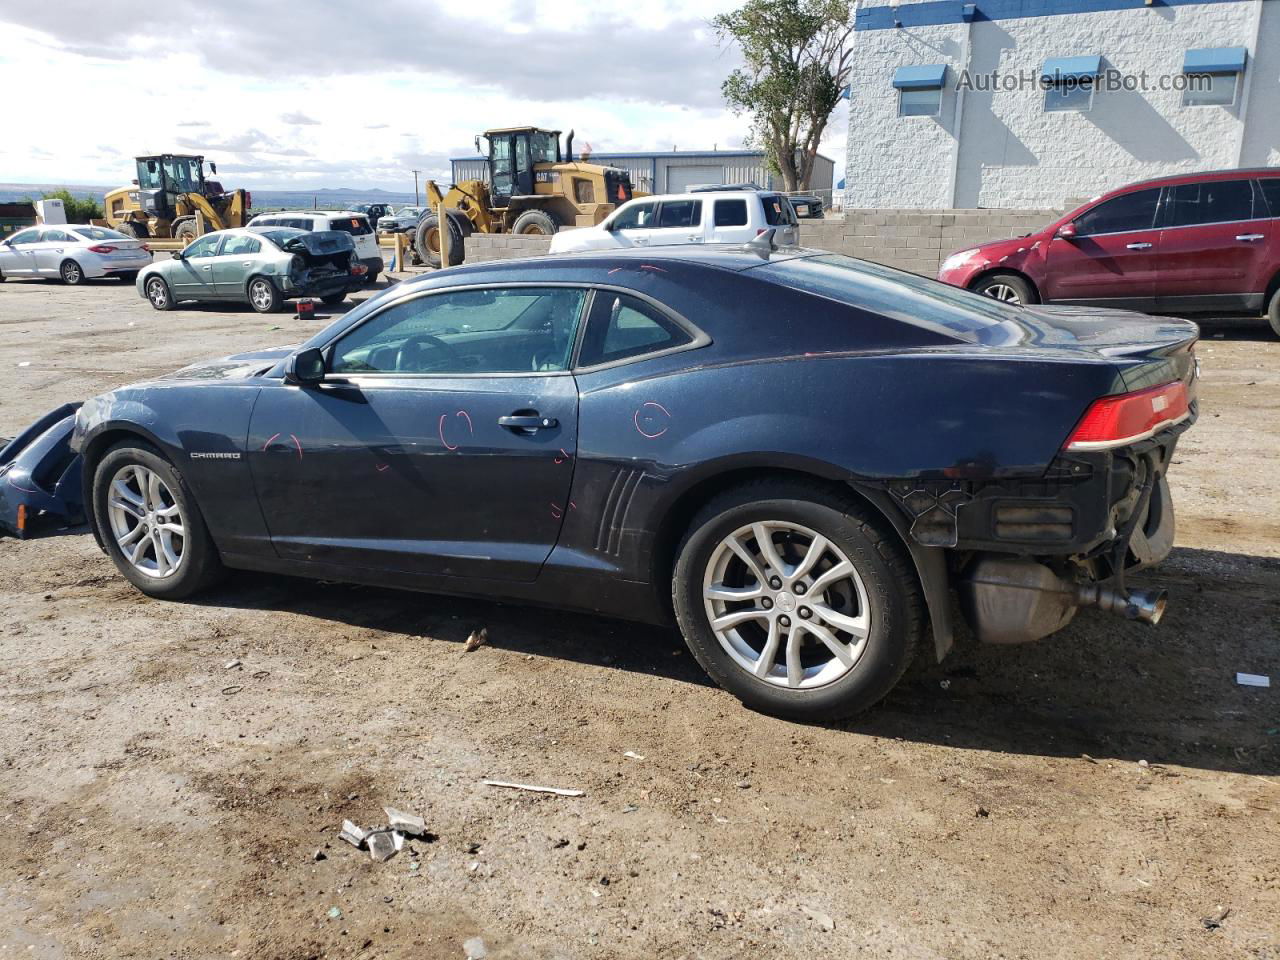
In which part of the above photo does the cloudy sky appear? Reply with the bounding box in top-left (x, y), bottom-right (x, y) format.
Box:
top-left (0, 0), bottom-right (848, 192)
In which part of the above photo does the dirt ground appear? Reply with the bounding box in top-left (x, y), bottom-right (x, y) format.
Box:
top-left (1, 274), bottom-right (1277, 960)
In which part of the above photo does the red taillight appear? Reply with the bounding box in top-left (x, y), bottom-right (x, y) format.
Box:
top-left (88, 244), bottom-right (116, 253)
top-left (756, 228), bottom-right (766, 235)
top-left (1063, 381), bottom-right (1190, 451)
top-left (141, 243), bottom-right (151, 252)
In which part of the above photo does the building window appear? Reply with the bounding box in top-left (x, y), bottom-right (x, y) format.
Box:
top-left (892, 64), bottom-right (946, 119)
top-left (899, 87), bottom-right (942, 117)
top-left (1181, 46), bottom-right (1246, 108)
top-left (1041, 55), bottom-right (1101, 113)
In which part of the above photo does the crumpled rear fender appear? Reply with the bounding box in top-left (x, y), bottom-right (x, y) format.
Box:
top-left (0, 403), bottom-right (85, 538)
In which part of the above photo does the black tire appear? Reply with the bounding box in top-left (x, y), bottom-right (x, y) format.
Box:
top-left (970, 272), bottom-right (1037, 305)
top-left (1267, 287), bottom-right (1280, 339)
top-left (363, 270), bottom-right (380, 287)
top-left (174, 220), bottom-right (198, 244)
top-left (321, 291), bottom-right (346, 305)
top-left (414, 213), bottom-right (465, 268)
top-left (0, 267), bottom-right (5, 282)
top-left (119, 221), bottom-right (145, 239)
top-left (672, 479), bottom-right (923, 722)
top-left (510, 209), bottom-right (559, 236)
top-left (91, 440), bottom-right (225, 600)
top-left (145, 275), bottom-right (174, 311)
top-left (60, 259), bottom-right (86, 285)
top-left (246, 276), bottom-right (282, 313)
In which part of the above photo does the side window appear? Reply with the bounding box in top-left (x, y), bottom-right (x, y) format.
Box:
top-left (9, 229), bottom-right (41, 245)
top-left (331, 287), bottom-right (586, 375)
top-left (1073, 188), bottom-right (1160, 236)
top-left (222, 235), bottom-right (261, 256)
top-left (43, 229), bottom-right (73, 242)
top-left (578, 292), bottom-right (693, 367)
top-left (1260, 179), bottom-right (1280, 218)
top-left (183, 234), bottom-right (221, 258)
top-left (762, 195), bottom-right (797, 226)
top-left (657, 199), bottom-right (702, 228)
top-left (611, 202), bottom-right (657, 231)
top-left (714, 199), bottom-right (749, 227)
top-left (1164, 179), bottom-right (1260, 227)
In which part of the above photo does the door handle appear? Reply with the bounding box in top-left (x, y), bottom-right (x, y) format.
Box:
top-left (1125, 242), bottom-right (1153, 250)
top-left (498, 414), bottom-right (557, 430)
top-left (1236, 233), bottom-right (1265, 242)
top-left (202, 265), bottom-right (212, 270)
top-left (632, 237), bottom-right (649, 245)
top-left (242, 260), bottom-right (253, 266)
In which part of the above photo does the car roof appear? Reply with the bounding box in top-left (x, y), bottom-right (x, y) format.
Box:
top-left (625, 190), bottom-right (773, 205)
top-left (1104, 166), bottom-right (1280, 195)
top-left (429, 244), bottom-right (819, 281)
top-left (254, 210), bottom-right (369, 219)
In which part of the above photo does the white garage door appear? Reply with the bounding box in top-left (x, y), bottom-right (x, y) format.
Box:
top-left (666, 165), bottom-right (725, 194)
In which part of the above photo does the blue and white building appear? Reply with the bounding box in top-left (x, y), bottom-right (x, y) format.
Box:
top-left (844, 0), bottom-right (1280, 208)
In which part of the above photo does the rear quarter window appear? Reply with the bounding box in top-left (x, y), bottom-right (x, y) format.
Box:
top-left (328, 217), bottom-right (372, 236)
top-left (761, 195), bottom-right (797, 226)
top-left (758, 254), bottom-right (1022, 342)
top-left (714, 199), bottom-right (749, 227)
top-left (1258, 178), bottom-right (1280, 218)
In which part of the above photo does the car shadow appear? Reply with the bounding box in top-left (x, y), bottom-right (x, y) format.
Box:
top-left (1192, 317), bottom-right (1276, 342)
top-left (185, 544), bottom-right (1279, 777)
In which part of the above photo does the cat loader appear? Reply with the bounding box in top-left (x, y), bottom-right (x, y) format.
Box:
top-left (104, 154), bottom-right (250, 243)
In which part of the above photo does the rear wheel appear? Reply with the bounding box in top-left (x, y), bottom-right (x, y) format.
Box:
top-left (511, 209), bottom-right (559, 236)
top-left (673, 480), bottom-right (923, 721)
top-left (92, 441), bottom-right (224, 599)
top-left (321, 291), bottom-right (346, 305)
top-left (414, 213), bottom-right (464, 268)
top-left (60, 259), bottom-right (86, 285)
top-left (1267, 287), bottom-right (1280, 339)
top-left (118, 221), bottom-right (145, 239)
top-left (145, 276), bottom-right (173, 311)
top-left (363, 270), bottom-right (380, 287)
top-left (971, 272), bottom-right (1036, 305)
top-left (247, 276), bottom-right (282, 313)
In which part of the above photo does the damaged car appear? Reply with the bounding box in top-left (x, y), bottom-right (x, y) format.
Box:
top-left (66, 241), bottom-right (1198, 721)
top-left (135, 226), bottom-right (366, 314)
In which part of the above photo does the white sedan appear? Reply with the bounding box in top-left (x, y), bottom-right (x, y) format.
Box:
top-left (0, 225), bottom-right (152, 285)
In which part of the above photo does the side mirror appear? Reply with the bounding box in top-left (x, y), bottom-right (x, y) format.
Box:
top-left (170, 250), bottom-right (184, 260)
top-left (1056, 222), bottom-right (1078, 241)
top-left (602, 219), bottom-right (616, 232)
top-left (285, 347), bottom-right (325, 386)
top-left (131, 179), bottom-right (139, 186)
top-left (210, 162), bottom-right (217, 175)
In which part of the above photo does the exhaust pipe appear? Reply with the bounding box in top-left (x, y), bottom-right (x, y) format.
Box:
top-left (959, 555), bottom-right (1170, 644)
top-left (1076, 584), bottom-right (1168, 625)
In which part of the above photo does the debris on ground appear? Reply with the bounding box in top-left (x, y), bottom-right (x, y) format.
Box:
top-left (1202, 905), bottom-right (1230, 930)
top-left (483, 780), bottom-right (585, 797)
top-left (366, 830), bottom-right (397, 863)
top-left (326, 906), bottom-right (342, 920)
top-left (976, 806), bottom-right (990, 818)
top-left (312, 848), bottom-right (327, 862)
top-left (220, 685), bottom-right (242, 696)
top-left (802, 905), bottom-right (836, 932)
top-left (623, 750), bottom-right (645, 761)
top-left (463, 936), bottom-right (488, 959)
top-left (223, 659), bottom-right (241, 670)
top-left (338, 820), bottom-right (367, 849)
top-left (464, 627), bottom-right (488, 652)
top-left (1236, 672), bottom-right (1271, 688)
top-left (383, 805), bottom-right (427, 837)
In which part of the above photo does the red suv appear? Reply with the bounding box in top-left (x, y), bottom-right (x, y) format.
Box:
top-left (938, 168), bottom-right (1280, 336)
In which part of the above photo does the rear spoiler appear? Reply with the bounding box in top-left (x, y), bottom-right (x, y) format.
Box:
top-left (281, 230), bottom-right (356, 257)
top-left (0, 403), bottom-right (85, 539)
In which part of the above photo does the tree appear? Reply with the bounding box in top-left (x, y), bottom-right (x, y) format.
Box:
top-left (714, 0), bottom-right (854, 192)
top-left (25, 188), bottom-right (103, 223)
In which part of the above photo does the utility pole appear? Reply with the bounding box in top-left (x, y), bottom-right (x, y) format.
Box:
top-left (412, 169), bottom-right (421, 206)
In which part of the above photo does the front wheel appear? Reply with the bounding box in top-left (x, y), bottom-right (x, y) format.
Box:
top-left (92, 441), bottom-right (224, 599)
top-left (1267, 287), bottom-right (1280, 339)
top-left (673, 480), bottom-right (923, 721)
top-left (511, 209), bottom-right (559, 236)
top-left (414, 213), bottom-right (464, 268)
top-left (247, 276), bottom-right (282, 313)
top-left (145, 276), bottom-right (173, 311)
top-left (60, 259), bottom-right (86, 285)
top-left (970, 272), bottom-right (1037, 305)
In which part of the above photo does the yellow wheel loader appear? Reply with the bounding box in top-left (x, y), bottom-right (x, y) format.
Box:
top-left (104, 154), bottom-right (250, 243)
top-left (415, 127), bottom-right (637, 267)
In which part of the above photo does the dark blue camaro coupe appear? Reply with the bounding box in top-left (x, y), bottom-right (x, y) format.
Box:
top-left (68, 244), bottom-right (1198, 720)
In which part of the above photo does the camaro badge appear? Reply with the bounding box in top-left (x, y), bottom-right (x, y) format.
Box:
top-left (190, 452), bottom-right (241, 460)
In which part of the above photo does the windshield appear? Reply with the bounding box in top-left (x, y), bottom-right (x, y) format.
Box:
top-left (759, 254), bottom-right (1024, 342)
top-left (163, 157), bottom-right (202, 192)
top-left (72, 226), bottom-right (131, 241)
top-left (530, 132), bottom-right (559, 164)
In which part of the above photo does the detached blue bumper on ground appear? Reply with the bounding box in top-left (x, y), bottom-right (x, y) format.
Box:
top-left (0, 403), bottom-right (85, 538)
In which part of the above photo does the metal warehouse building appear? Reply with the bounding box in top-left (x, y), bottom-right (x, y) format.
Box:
top-left (451, 150), bottom-right (836, 196)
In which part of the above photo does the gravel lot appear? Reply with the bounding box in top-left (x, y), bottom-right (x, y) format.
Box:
top-left (1, 274), bottom-right (1277, 960)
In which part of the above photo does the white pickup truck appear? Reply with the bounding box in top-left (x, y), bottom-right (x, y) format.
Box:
top-left (549, 188), bottom-right (799, 254)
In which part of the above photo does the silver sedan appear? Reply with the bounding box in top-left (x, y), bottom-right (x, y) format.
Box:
top-left (135, 226), bottom-right (363, 313)
top-left (0, 224), bottom-right (153, 285)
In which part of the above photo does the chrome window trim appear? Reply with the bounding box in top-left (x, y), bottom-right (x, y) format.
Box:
top-left (315, 280), bottom-right (709, 382)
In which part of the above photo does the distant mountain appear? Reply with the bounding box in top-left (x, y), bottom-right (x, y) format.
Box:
top-left (0, 183), bottom-right (422, 212)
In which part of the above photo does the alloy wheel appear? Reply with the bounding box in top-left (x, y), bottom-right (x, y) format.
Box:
top-left (106, 464), bottom-right (186, 578)
top-left (983, 283), bottom-right (1021, 303)
top-left (702, 521), bottom-right (872, 689)
top-left (249, 280), bottom-right (273, 311)
top-left (62, 261), bottom-right (83, 284)
top-left (147, 279), bottom-right (168, 308)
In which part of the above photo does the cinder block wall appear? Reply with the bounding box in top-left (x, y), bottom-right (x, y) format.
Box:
top-left (460, 208), bottom-right (1062, 276)
top-left (796, 208), bottom-right (1062, 277)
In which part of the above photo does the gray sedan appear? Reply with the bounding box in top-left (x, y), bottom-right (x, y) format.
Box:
top-left (135, 226), bottom-right (364, 313)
